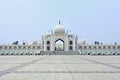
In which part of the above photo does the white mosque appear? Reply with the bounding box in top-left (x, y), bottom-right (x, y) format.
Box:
top-left (41, 21), bottom-right (77, 51)
top-left (0, 22), bottom-right (120, 55)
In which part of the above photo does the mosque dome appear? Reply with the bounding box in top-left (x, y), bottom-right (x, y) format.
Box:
top-left (80, 39), bottom-right (86, 44)
top-left (32, 39), bottom-right (38, 44)
top-left (54, 24), bottom-right (65, 34)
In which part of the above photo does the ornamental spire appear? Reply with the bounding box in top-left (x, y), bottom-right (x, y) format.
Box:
top-left (59, 20), bottom-right (61, 25)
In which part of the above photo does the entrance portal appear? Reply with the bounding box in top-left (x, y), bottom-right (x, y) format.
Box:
top-left (55, 39), bottom-right (64, 51)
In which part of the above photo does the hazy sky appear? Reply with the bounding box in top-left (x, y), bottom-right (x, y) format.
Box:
top-left (0, 0), bottom-right (120, 44)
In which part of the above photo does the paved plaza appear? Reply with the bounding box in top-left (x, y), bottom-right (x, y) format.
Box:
top-left (0, 55), bottom-right (120, 80)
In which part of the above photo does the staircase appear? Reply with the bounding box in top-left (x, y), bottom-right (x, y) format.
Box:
top-left (40, 51), bottom-right (80, 55)
top-left (55, 51), bottom-right (80, 55)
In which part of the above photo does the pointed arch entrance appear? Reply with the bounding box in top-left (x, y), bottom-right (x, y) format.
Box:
top-left (55, 39), bottom-right (64, 51)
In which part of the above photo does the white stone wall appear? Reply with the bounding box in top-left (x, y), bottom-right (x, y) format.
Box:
top-left (78, 44), bottom-right (120, 55)
top-left (0, 44), bottom-right (41, 55)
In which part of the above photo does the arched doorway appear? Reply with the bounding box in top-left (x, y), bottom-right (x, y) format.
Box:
top-left (47, 46), bottom-right (50, 51)
top-left (55, 39), bottom-right (64, 51)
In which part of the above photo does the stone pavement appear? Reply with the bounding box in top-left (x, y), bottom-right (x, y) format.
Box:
top-left (0, 55), bottom-right (120, 80)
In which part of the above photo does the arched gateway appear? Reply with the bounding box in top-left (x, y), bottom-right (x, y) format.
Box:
top-left (41, 22), bottom-right (78, 51)
top-left (55, 39), bottom-right (64, 51)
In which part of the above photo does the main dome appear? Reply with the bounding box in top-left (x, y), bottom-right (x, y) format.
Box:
top-left (54, 24), bottom-right (65, 34)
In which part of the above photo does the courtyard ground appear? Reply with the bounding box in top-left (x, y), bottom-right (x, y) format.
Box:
top-left (0, 55), bottom-right (120, 80)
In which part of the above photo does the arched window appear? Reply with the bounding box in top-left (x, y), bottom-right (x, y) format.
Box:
top-left (47, 46), bottom-right (50, 51)
top-left (108, 46), bottom-right (111, 49)
top-left (47, 41), bottom-right (50, 45)
top-left (28, 46), bottom-right (31, 49)
top-left (69, 41), bottom-right (73, 45)
top-left (32, 46), bottom-right (36, 49)
top-left (9, 46), bottom-right (12, 49)
top-left (18, 46), bottom-right (22, 49)
top-left (113, 46), bottom-right (116, 49)
top-left (23, 46), bottom-right (26, 49)
top-left (37, 46), bottom-right (41, 49)
top-left (0, 46), bottom-right (3, 49)
top-left (79, 46), bottom-right (82, 49)
top-left (69, 46), bottom-right (73, 50)
top-left (4, 46), bottom-right (7, 49)
top-left (103, 46), bottom-right (106, 49)
top-left (14, 46), bottom-right (17, 49)
top-left (118, 46), bottom-right (120, 49)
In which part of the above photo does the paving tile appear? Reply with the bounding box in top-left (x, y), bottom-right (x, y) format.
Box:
top-left (0, 55), bottom-right (120, 80)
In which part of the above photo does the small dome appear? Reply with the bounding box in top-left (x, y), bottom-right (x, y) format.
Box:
top-left (54, 24), bottom-right (65, 34)
top-left (32, 39), bottom-right (38, 44)
top-left (80, 39), bottom-right (86, 44)
top-left (46, 31), bottom-right (51, 35)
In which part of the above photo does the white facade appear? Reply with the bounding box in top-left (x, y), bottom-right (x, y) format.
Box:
top-left (0, 22), bottom-right (120, 55)
top-left (41, 23), bottom-right (77, 51)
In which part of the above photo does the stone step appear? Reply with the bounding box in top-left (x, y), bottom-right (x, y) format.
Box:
top-left (40, 51), bottom-right (80, 55)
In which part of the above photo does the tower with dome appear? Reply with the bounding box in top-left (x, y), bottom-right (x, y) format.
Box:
top-left (41, 21), bottom-right (78, 51)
